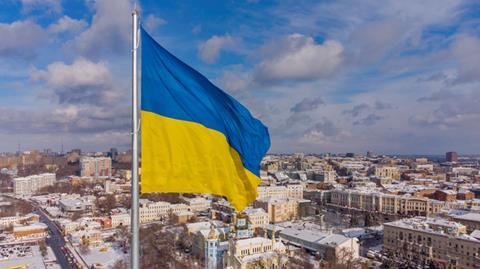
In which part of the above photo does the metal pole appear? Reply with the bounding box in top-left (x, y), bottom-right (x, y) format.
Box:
top-left (131, 7), bottom-right (140, 269)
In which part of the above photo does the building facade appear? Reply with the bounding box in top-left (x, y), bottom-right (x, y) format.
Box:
top-left (384, 217), bottom-right (480, 269)
top-left (80, 157), bottom-right (112, 178)
top-left (13, 173), bottom-right (56, 194)
top-left (329, 189), bottom-right (445, 216)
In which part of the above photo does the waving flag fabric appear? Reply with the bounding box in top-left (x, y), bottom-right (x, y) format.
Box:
top-left (140, 28), bottom-right (270, 211)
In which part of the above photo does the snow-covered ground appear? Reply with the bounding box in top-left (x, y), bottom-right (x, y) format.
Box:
top-left (80, 245), bottom-right (125, 268)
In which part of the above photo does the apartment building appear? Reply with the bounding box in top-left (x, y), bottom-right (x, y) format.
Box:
top-left (257, 184), bottom-right (304, 200)
top-left (384, 217), bottom-right (480, 269)
top-left (80, 156), bottom-right (112, 178)
top-left (452, 213), bottom-right (480, 233)
top-left (139, 199), bottom-right (171, 223)
top-left (243, 208), bottom-right (269, 229)
top-left (373, 166), bottom-right (400, 179)
top-left (13, 173), bottom-right (56, 194)
top-left (184, 197), bottom-right (211, 212)
top-left (254, 198), bottom-right (299, 223)
top-left (329, 189), bottom-right (445, 216)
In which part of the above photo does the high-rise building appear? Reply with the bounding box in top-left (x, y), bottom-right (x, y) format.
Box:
top-left (446, 151), bottom-right (458, 162)
top-left (80, 157), bottom-right (112, 178)
top-left (109, 148), bottom-right (118, 160)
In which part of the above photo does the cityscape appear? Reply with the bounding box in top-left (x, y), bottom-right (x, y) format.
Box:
top-left (2, 0), bottom-right (480, 269)
top-left (1, 150), bottom-right (480, 268)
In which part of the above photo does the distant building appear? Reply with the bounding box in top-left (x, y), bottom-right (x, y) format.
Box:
top-left (257, 184), bottom-right (303, 200)
top-left (58, 196), bottom-right (95, 214)
top-left (224, 236), bottom-right (286, 269)
top-left (204, 226), bottom-right (229, 269)
top-left (0, 213), bottom-right (39, 228)
top-left (13, 223), bottom-right (48, 240)
top-left (373, 166), bottom-right (400, 179)
top-left (279, 227), bottom-right (360, 262)
top-left (110, 213), bottom-right (131, 227)
top-left (446, 151), bottom-right (458, 162)
top-left (384, 217), bottom-right (480, 269)
top-left (139, 199), bottom-right (171, 223)
top-left (254, 198), bottom-right (310, 223)
top-left (243, 208), bottom-right (269, 229)
top-left (329, 189), bottom-right (445, 216)
top-left (451, 213), bottom-right (480, 233)
top-left (13, 173), bottom-right (56, 194)
top-left (183, 197), bottom-right (211, 212)
top-left (80, 156), bottom-right (112, 178)
top-left (109, 148), bottom-right (118, 160)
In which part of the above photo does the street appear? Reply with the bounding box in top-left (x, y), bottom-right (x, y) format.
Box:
top-left (36, 209), bottom-right (75, 269)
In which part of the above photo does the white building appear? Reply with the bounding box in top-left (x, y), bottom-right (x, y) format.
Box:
top-left (139, 199), bottom-right (171, 223)
top-left (13, 173), bottom-right (55, 194)
top-left (185, 197), bottom-right (211, 212)
top-left (111, 213), bottom-right (131, 227)
top-left (169, 203), bottom-right (191, 215)
top-left (0, 213), bottom-right (39, 228)
top-left (243, 208), bottom-right (269, 229)
top-left (224, 236), bottom-right (287, 269)
top-left (257, 184), bottom-right (304, 200)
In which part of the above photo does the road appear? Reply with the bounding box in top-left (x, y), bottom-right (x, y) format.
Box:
top-left (36, 209), bottom-right (75, 269)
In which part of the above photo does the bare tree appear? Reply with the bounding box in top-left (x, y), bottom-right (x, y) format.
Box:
top-left (113, 259), bottom-right (128, 269)
top-left (328, 247), bottom-right (362, 269)
top-left (96, 194), bottom-right (117, 213)
top-left (39, 240), bottom-right (48, 257)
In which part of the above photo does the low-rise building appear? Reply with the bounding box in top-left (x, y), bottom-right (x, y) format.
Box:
top-left (58, 196), bottom-right (95, 214)
top-left (184, 197), bottom-right (211, 212)
top-left (110, 213), bottom-right (131, 227)
top-left (257, 184), bottom-right (304, 200)
top-left (13, 223), bottom-right (48, 240)
top-left (254, 198), bottom-right (299, 223)
top-left (279, 228), bottom-right (359, 263)
top-left (243, 208), bottom-right (269, 229)
top-left (224, 237), bottom-right (287, 269)
top-left (139, 199), bottom-right (171, 223)
top-left (0, 213), bottom-right (39, 228)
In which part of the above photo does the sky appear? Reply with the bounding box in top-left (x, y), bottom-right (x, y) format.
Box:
top-left (0, 0), bottom-right (480, 155)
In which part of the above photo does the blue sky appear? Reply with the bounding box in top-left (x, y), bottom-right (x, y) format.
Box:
top-left (1, 0), bottom-right (480, 154)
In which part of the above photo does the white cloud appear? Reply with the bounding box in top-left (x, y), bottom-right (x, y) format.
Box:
top-left (451, 34), bottom-right (480, 84)
top-left (48, 16), bottom-right (88, 34)
top-left (254, 34), bottom-right (343, 83)
top-left (198, 34), bottom-right (236, 64)
top-left (70, 0), bottom-right (132, 57)
top-left (0, 20), bottom-right (46, 59)
top-left (144, 14), bottom-right (167, 32)
top-left (216, 65), bottom-right (251, 94)
top-left (31, 58), bottom-right (119, 105)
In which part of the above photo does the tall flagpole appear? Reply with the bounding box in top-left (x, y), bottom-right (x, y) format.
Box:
top-left (131, 7), bottom-right (140, 269)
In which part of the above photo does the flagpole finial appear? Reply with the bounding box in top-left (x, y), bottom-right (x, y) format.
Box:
top-left (133, 3), bottom-right (139, 15)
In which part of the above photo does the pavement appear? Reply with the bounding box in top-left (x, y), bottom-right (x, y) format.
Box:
top-left (36, 209), bottom-right (77, 269)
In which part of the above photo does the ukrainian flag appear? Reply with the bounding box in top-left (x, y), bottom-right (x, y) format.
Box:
top-left (140, 28), bottom-right (270, 211)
